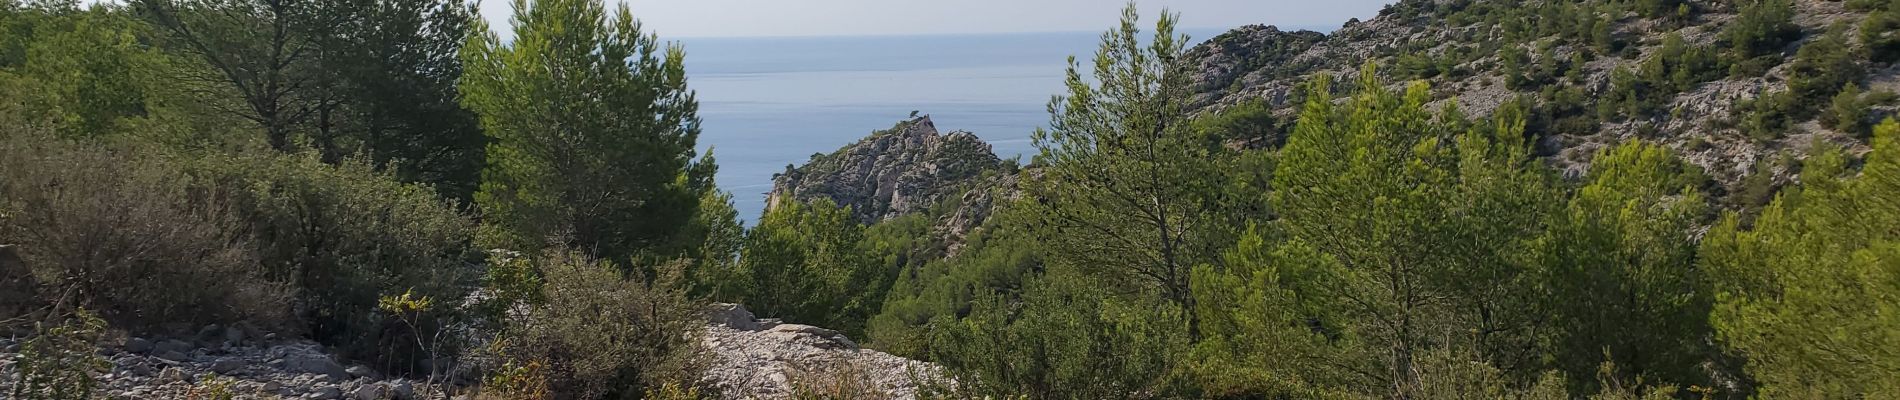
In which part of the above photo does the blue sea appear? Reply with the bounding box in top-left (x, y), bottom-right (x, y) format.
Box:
top-left (679, 29), bottom-right (1236, 223)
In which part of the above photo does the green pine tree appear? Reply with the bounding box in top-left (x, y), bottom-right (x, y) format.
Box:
top-left (459, 0), bottom-right (707, 261)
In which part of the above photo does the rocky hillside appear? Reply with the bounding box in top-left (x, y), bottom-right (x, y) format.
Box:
top-left (765, 116), bottom-right (1008, 225)
top-left (1184, 0), bottom-right (1898, 195)
top-left (765, 116), bottom-right (1023, 255)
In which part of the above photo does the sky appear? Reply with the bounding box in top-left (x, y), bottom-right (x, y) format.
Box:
top-left (474, 0), bottom-right (1393, 38)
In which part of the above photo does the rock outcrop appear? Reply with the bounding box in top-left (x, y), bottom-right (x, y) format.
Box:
top-left (766, 116), bottom-right (1007, 225)
top-left (700, 304), bottom-right (942, 399)
top-left (1181, 0), bottom-right (1887, 195)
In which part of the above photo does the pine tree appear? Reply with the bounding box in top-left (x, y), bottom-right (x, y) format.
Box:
top-left (459, 0), bottom-right (706, 260)
top-left (1702, 119), bottom-right (1900, 397)
top-left (1025, 2), bottom-right (1231, 331)
top-left (1539, 141), bottom-right (1716, 393)
top-left (1262, 70), bottom-right (1557, 397)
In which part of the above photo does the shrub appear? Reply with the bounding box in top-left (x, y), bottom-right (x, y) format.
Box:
top-left (10, 310), bottom-right (108, 400)
top-left (928, 273), bottom-right (1189, 399)
top-left (1722, 0), bottom-right (1799, 76)
top-left (189, 151), bottom-right (478, 369)
top-left (1824, 83), bottom-right (1872, 135)
top-left (737, 199), bottom-right (882, 337)
top-left (0, 136), bottom-right (289, 329)
top-left (1785, 23), bottom-right (1862, 107)
top-left (484, 249), bottom-right (708, 399)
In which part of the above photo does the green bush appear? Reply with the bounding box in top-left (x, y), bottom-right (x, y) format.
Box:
top-left (1825, 83), bottom-right (1873, 135)
top-left (736, 198), bottom-right (883, 338)
top-left (187, 151), bottom-right (477, 370)
top-left (1858, 0), bottom-right (1900, 62)
top-left (928, 273), bottom-right (1189, 399)
top-left (0, 136), bottom-right (290, 329)
top-left (1785, 23), bottom-right (1863, 107)
top-left (483, 249), bottom-right (709, 399)
top-left (1722, 0), bottom-right (1799, 77)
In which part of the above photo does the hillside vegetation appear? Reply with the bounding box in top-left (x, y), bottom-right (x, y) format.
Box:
top-left (1, 0), bottom-right (1897, 398)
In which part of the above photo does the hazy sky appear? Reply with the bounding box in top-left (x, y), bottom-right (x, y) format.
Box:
top-left (475, 0), bottom-right (1393, 38)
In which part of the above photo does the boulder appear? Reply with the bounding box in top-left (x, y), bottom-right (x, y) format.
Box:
top-left (153, 339), bottom-right (193, 355)
top-left (210, 358), bottom-right (247, 375)
top-left (155, 350), bottom-right (191, 363)
top-left (706, 303), bottom-right (761, 331)
top-left (196, 324), bottom-right (223, 345)
top-left (764, 324), bottom-right (858, 350)
top-left (124, 337), bottom-right (153, 354)
top-left (288, 354), bottom-right (350, 382)
top-left (390, 381), bottom-right (415, 399)
top-left (311, 386), bottom-right (343, 400)
top-left (347, 365), bottom-right (379, 379)
top-left (351, 383), bottom-right (388, 400)
top-left (223, 325), bottom-right (246, 346)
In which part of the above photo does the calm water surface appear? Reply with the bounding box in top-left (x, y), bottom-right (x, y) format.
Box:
top-left (680, 29), bottom-right (1231, 222)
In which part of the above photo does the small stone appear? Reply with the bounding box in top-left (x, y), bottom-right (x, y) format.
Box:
top-left (124, 337), bottom-right (153, 354)
top-left (346, 365), bottom-right (379, 379)
top-left (197, 324), bottom-right (222, 341)
top-left (263, 381), bottom-right (283, 392)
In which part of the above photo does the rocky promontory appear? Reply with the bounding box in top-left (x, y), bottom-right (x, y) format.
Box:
top-left (765, 116), bottom-right (1008, 225)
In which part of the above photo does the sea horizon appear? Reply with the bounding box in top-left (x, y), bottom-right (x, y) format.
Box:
top-left (684, 27), bottom-right (1331, 223)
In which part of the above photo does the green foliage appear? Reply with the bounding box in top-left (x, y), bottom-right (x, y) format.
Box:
top-left (484, 249), bottom-right (709, 399)
top-left (1824, 83), bottom-right (1874, 136)
top-left (929, 272), bottom-right (1190, 399)
top-left (1187, 229), bottom-right (1360, 398)
top-left (1026, 3), bottom-right (1234, 323)
top-left (310, 0), bottom-right (485, 200)
top-left (134, 0), bottom-right (486, 198)
top-left (1537, 141), bottom-right (1717, 393)
top-left (867, 204), bottom-right (1042, 359)
top-left (0, 1), bottom-right (160, 138)
top-left (682, 181), bottom-right (746, 299)
top-left (737, 199), bottom-right (882, 337)
top-left (1192, 99), bottom-right (1281, 148)
top-left (0, 135), bottom-right (290, 329)
top-left (191, 150), bottom-right (476, 368)
top-left (1785, 23), bottom-right (1863, 110)
top-left (1733, 90), bottom-right (1799, 141)
top-left (1263, 70), bottom-right (1557, 396)
top-left (1721, 0), bottom-right (1798, 77)
top-left (1860, 0), bottom-right (1900, 62)
top-left (459, 0), bottom-right (704, 261)
top-left (10, 310), bottom-right (108, 400)
top-left (1701, 119), bottom-right (1900, 397)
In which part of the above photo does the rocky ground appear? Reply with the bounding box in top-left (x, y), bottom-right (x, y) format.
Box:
top-left (700, 304), bottom-right (943, 400)
top-left (0, 305), bottom-right (942, 400)
top-left (0, 327), bottom-right (437, 399)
